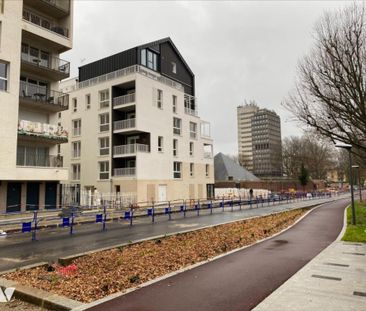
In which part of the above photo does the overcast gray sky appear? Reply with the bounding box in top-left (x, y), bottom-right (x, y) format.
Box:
top-left (63, 0), bottom-right (349, 155)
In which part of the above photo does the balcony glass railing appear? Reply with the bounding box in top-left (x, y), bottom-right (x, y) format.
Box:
top-left (23, 9), bottom-right (69, 37)
top-left (19, 81), bottom-right (68, 108)
top-left (17, 151), bottom-right (63, 168)
top-left (114, 167), bottom-right (136, 176)
top-left (113, 144), bottom-right (150, 156)
top-left (18, 120), bottom-right (68, 141)
top-left (113, 93), bottom-right (135, 107)
top-left (114, 118), bottom-right (136, 131)
top-left (21, 52), bottom-right (70, 76)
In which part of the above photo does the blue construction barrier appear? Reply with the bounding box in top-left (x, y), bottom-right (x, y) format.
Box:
top-left (147, 208), bottom-right (153, 216)
top-left (124, 211), bottom-right (131, 219)
top-left (22, 222), bottom-right (32, 233)
top-left (96, 214), bottom-right (103, 223)
top-left (62, 217), bottom-right (70, 227)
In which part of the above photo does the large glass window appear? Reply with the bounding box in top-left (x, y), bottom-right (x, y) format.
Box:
top-left (158, 136), bottom-right (164, 152)
top-left (99, 137), bottom-right (109, 155)
top-left (99, 89), bottom-right (109, 108)
top-left (72, 164), bottom-right (81, 180)
top-left (0, 61), bottom-right (8, 91)
top-left (173, 161), bottom-right (182, 179)
top-left (99, 161), bottom-right (109, 180)
top-left (190, 163), bottom-right (194, 177)
top-left (157, 89), bottom-right (163, 109)
top-left (173, 117), bottom-right (181, 135)
top-left (72, 141), bottom-right (81, 158)
top-left (173, 139), bottom-right (178, 156)
top-left (99, 113), bottom-right (109, 132)
top-left (141, 48), bottom-right (158, 71)
top-left (72, 119), bottom-right (81, 136)
top-left (172, 95), bottom-right (177, 113)
top-left (190, 122), bottom-right (197, 139)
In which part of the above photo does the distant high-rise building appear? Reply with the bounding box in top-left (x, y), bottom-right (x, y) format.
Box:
top-left (237, 101), bottom-right (282, 177)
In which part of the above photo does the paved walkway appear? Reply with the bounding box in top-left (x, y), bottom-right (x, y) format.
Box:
top-left (253, 240), bottom-right (366, 311)
top-left (0, 196), bottom-right (340, 273)
top-left (85, 198), bottom-right (349, 311)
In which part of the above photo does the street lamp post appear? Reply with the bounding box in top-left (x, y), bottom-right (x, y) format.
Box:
top-left (352, 165), bottom-right (362, 202)
top-left (335, 143), bottom-right (356, 225)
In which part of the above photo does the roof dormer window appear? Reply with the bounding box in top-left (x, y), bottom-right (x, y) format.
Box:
top-left (171, 62), bottom-right (176, 74)
top-left (141, 48), bottom-right (158, 71)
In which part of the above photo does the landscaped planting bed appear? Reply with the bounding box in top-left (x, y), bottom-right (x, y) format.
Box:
top-left (3, 208), bottom-right (308, 303)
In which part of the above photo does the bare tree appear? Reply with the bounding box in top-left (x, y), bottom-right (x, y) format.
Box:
top-left (284, 3), bottom-right (366, 161)
top-left (282, 133), bottom-right (335, 179)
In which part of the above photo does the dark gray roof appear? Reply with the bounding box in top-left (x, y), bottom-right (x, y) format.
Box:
top-left (214, 152), bottom-right (260, 181)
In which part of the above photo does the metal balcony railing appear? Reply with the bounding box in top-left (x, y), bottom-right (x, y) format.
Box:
top-left (114, 118), bottom-right (136, 131)
top-left (185, 107), bottom-right (198, 116)
top-left (17, 151), bottom-right (63, 168)
top-left (113, 93), bottom-right (135, 107)
top-left (21, 52), bottom-right (70, 76)
top-left (113, 144), bottom-right (150, 156)
top-left (23, 9), bottom-right (69, 37)
top-left (114, 167), bottom-right (136, 176)
top-left (18, 120), bottom-right (68, 141)
top-left (19, 81), bottom-right (69, 108)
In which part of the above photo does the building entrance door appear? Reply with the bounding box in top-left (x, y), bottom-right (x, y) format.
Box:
top-left (26, 182), bottom-right (40, 211)
top-left (158, 184), bottom-right (167, 202)
top-left (45, 182), bottom-right (57, 209)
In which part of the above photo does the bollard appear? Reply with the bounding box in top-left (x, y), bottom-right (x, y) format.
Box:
top-left (32, 211), bottom-right (38, 241)
top-left (130, 205), bottom-right (133, 226)
top-left (183, 200), bottom-right (186, 218)
top-left (239, 196), bottom-right (242, 210)
top-left (230, 200), bottom-right (233, 212)
top-left (210, 200), bottom-right (213, 214)
top-left (70, 211), bottom-right (74, 235)
top-left (152, 201), bottom-right (155, 223)
top-left (256, 197), bottom-right (259, 208)
top-left (168, 201), bottom-right (172, 221)
top-left (196, 200), bottom-right (200, 216)
top-left (102, 202), bottom-right (107, 232)
top-left (221, 198), bottom-right (225, 212)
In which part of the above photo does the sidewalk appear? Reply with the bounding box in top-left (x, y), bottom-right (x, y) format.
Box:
top-left (253, 225), bottom-right (366, 310)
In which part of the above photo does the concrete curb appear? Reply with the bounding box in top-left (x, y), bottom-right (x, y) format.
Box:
top-left (72, 201), bottom-right (334, 311)
top-left (0, 277), bottom-right (83, 311)
top-left (336, 204), bottom-right (349, 241)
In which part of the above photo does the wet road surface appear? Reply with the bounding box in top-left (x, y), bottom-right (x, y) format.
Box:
top-left (88, 198), bottom-right (348, 311)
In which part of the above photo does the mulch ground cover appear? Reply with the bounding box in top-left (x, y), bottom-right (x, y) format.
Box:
top-left (3, 208), bottom-right (307, 303)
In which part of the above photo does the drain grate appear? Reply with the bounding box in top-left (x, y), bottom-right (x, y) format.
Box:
top-left (342, 252), bottom-right (365, 256)
top-left (324, 262), bottom-right (349, 267)
top-left (311, 274), bottom-right (342, 281)
top-left (353, 291), bottom-right (366, 297)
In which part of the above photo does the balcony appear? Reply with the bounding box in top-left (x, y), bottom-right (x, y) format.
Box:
top-left (113, 93), bottom-right (135, 108)
top-left (201, 121), bottom-right (212, 139)
top-left (114, 167), bottom-right (136, 177)
top-left (21, 52), bottom-right (70, 81)
top-left (24, 0), bottom-right (70, 18)
top-left (114, 119), bottom-right (136, 132)
top-left (19, 81), bottom-right (68, 112)
top-left (184, 94), bottom-right (198, 116)
top-left (18, 120), bottom-right (68, 143)
top-left (23, 9), bottom-right (69, 38)
top-left (113, 144), bottom-right (150, 157)
top-left (17, 151), bottom-right (63, 168)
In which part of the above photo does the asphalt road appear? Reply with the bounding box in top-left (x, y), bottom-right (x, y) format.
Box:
top-left (87, 198), bottom-right (348, 311)
top-left (0, 196), bottom-right (338, 273)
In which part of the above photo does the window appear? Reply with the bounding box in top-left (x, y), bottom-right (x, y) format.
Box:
top-left (172, 95), bottom-right (177, 113)
top-left (57, 144), bottom-right (61, 155)
top-left (72, 141), bottom-right (81, 158)
top-left (206, 164), bottom-right (210, 177)
top-left (190, 163), bottom-right (194, 177)
top-left (172, 62), bottom-right (177, 74)
top-left (0, 61), bottom-right (8, 91)
top-left (99, 161), bottom-right (109, 180)
top-left (72, 98), bottom-right (77, 112)
top-left (173, 161), bottom-right (182, 179)
top-left (86, 94), bottom-right (91, 109)
top-left (72, 119), bottom-right (81, 136)
top-left (141, 49), bottom-right (158, 71)
top-left (157, 89), bottom-right (163, 109)
top-left (99, 113), bottom-right (109, 132)
top-left (190, 142), bottom-right (194, 156)
top-left (99, 137), bottom-right (109, 155)
top-left (173, 117), bottom-right (181, 135)
top-left (99, 89), bottom-right (109, 108)
top-left (173, 139), bottom-right (178, 156)
top-left (72, 164), bottom-right (81, 180)
top-left (158, 136), bottom-right (164, 152)
top-left (190, 122), bottom-right (197, 139)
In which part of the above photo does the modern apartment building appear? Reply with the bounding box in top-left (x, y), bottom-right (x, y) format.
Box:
top-left (0, 0), bottom-right (73, 213)
top-left (237, 102), bottom-right (282, 177)
top-left (60, 38), bottom-right (214, 203)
